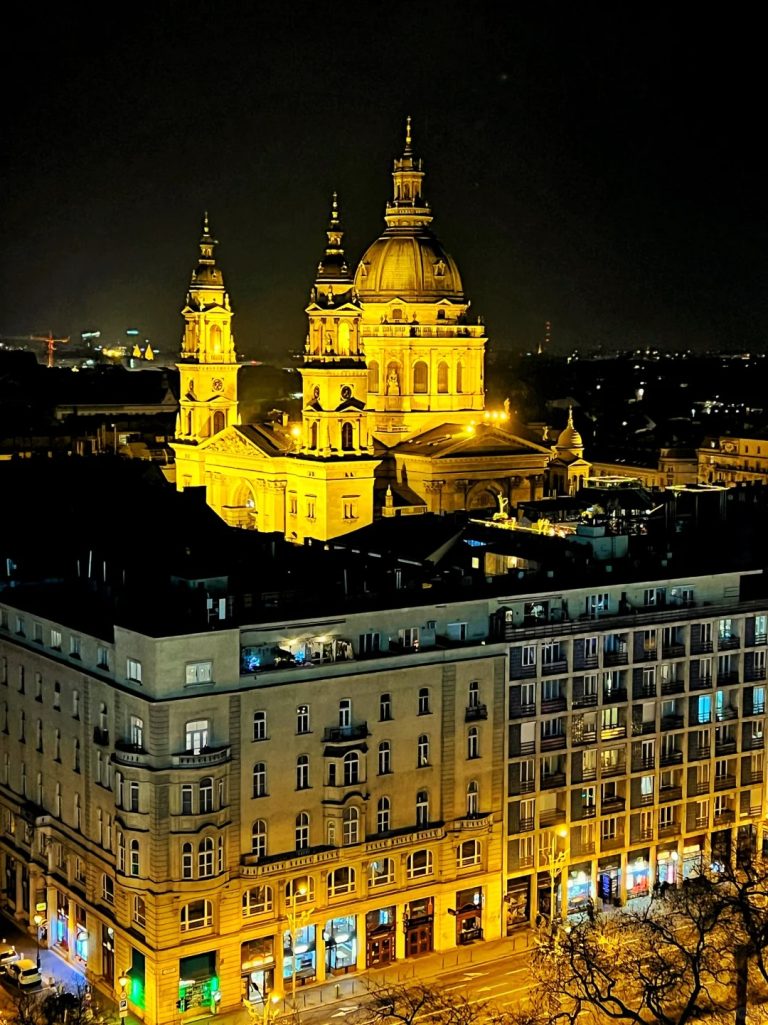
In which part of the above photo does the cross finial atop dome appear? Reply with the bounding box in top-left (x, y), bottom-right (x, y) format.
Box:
top-left (404, 115), bottom-right (412, 154)
top-left (567, 405), bottom-right (574, 428)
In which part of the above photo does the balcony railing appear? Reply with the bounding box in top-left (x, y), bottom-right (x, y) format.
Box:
top-left (634, 684), bottom-right (657, 699)
top-left (716, 706), bottom-right (739, 722)
top-left (691, 641), bottom-right (714, 655)
top-left (714, 774), bottom-right (737, 791)
top-left (749, 770), bottom-right (764, 785)
top-left (575, 655), bottom-right (599, 671)
top-left (542, 660), bottom-right (568, 677)
top-left (661, 680), bottom-right (685, 696)
top-left (658, 785), bottom-right (683, 803)
top-left (541, 697), bottom-right (567, 713)
top-left (540, 808), bottom-right (567, 827)
top-left (509, 779), bottom-right (536, 796)
top-left (713, 809), bottom-right (736, 825)
top-left (572, 730), bottom-right (598, 747)
top-left (600, 725), bottom-right (627, 740)
top-left (509, 704), bottom-right (536, 720)
top-left (601, 796), bottom-right (626, 813)
top-left (745, 668), bottom-right (767, 682)
top-left (575, 805), bottom-right (596, 820)
top-left (717, 671), bottom-right (740, 686)
top-left (541, 772), bottom-right (567, 791)
top-left (510, 665), bottom-right (537, 680)
top-left (322, 722), bottom-right (369, 743)
top-left (571, 841), bottom-right (596, 856)
top-left (661, 714), bottom-right (685, 730)
top-left (601, 761), bottom-right (627, 779)
top-left (743, 734), bottom-right (765, 751)
top-left (745, 702), bottom-right (766, 716)
top-left (660, 750), bottom-right (683, 766)
top-left (518, 817), bottom-right (535, 832)
top-left (601, 833), bottom-right (625, 851)
top-left (604, 651), bottom-right (629, 667)
top-left (690, 676), bottom-right (713, 691)
top-left (631, 756), bottom-right (656, 772)
top-left (718, 635), bottom-right (741, 651)
top-left (633, 721), bottom-right (657, 736)
top-left (573, 693), bottom-right (598, 709)
top-left (688, 745), bottom-right (711, 761)
top-left (715, 739), bottom-right (737, 756)
top-left (662, 643), bottom-right (686, 659)
top-left (603, 688), bottom-right (628, 705)
top-left (172, 745), bottom-right (231, 768)
top-left (693, 780), bottom-right (711, 795)
top-left (635, 648), bottom-right (658, 663)
top-left (510, 740), bottom-right (536, 757)
top-left (540, 734), bottom-right (567, 751)
top-left (465, 704), bottom-right (488, 722)
top-left (658, 821), bottom-right (680, 837)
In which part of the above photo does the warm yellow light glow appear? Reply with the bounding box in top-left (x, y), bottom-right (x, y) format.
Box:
top-left (290, 426), bottom-right (301, 438)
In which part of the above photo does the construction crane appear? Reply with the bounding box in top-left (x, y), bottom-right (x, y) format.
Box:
top-left (0, 332), bottom-right (70, 367)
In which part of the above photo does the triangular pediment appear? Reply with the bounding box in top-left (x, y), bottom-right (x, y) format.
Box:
top-left (395, 423), bottom-right (553, 459)
top-left (200, 424), bottom-right (290, 457)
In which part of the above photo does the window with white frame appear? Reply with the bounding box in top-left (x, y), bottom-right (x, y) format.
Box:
top-left (343, 751), bottom-right (360, 785)
top-left (379, 693), bottom-right (392, 721)
top-left (130, 839), bottom-right (140, 877)
top-left (180, 899), bottom-right (212, 932)
top-left (252, 710), bottom-right (267, 741)
top-left (467, 726), bottom-right (480, 759)
top-left (70, 636), bottom-right (81, 659)
top-left (601, 817), bottom-right (617, 840)
top-left (466, 780), bottom-right (479, 816)
top-left (406, 849), bottom-right (433, 878)
top-left (134, 895), bottom-right (146, 928)
top-left (129, 716), bottom-right (144, 749)
top-left (242, 886), bottom-right (273, 917)
top-left (369, 857), bottom-right (395, 886)
top-left (296, 755), bottom-right (310, 790)
top-left (185, 720), bottom-right (209, 754)
top-left (342, 806), bottom-right (359, 845)
top-left (252, 762), bottom-right (267, 798)
top-left (416, 789), bottom-right (429, 826)
top-left (418, 688), bottom-right (430, 715)
top-left (199, 777), bottom-right (213, 812)
top-left (285, 876), bottom-right (314, 905)
top-left (198, 837), bottom-right (214, 877)
top-left (181, 842), bottom-right (193, 879)
top-left (185, 661), bottom-right (213, 685)
top-left (50, 629), bottom-right (62, 650)
top-left (378, 741), bottom-right (391, 775)
top-left (251, 820), bottom-right (267, 858)
top-left (417, 734), bottom-right (430, 767)
top-left (102, 875), bottom-right (114, 904)
top-left (296, 704), bottom-right (310, 734)
top-left (328, 866), bottom-right (356, 896)
top-left (457, 839), bottom-right (481, 867)
top-left (338, 698), bottom-right (351, 728)
top-left (126, 658), bottom-right (142, 683)
top-left (295, 812), bottom-right (310, 850)
top-left (181, 783), bottom-right (193, 815)
top-left (521, 645), bottom-right (536, 668)
top-left (377, 796), bottom-right (391, 833)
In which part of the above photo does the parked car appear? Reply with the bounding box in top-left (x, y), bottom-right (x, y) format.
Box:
top-left (6, 958), bottom-right (41, 987)
top-left (0, 944), bottom-right (19, 971)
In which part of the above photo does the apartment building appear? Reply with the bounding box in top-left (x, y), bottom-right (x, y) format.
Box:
top-left (0, 596), bottom-right (505, 1025)
top-left (502, 571), bottom-right (767, 926)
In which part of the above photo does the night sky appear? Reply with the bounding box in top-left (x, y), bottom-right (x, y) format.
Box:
top-left (3, 5), bottom-right (766, 358)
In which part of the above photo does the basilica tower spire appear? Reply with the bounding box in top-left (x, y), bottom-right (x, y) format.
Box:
top-left (173, 214), bottom-right (240, 456)
top-left (385, 116), bottom-right (433, 230)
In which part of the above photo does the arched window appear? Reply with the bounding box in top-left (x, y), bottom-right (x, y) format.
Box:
top-left (209, 324), bottom-right (222, 354)
top-left (457, 361), bottom-right (465, 393)
top-left (343, 751), bottom-right (360, 785)
top-left (130, 839), bottom-right (140, 877)
top-left (406, 849), bottom-right (433, 878)
top-left (295, 812), bottom-right (310, 851)
top-left (369, 857), bottom-right (395, 886)
top-left (342, 806), bottom-right (359, 846)
top-left (180, 899), bottom-right (212, 932)
top-left (181, 842), bottom-right (193, 879)
top-left (185, 411), bottom-right (193, 435)
top-left (457, 839), bottom-right (481, 868)
top-left (467, 726), bottom-right (480, 760)
top-left (368, 360), bottom-right (380, 394)
top-left (413, 361), bottom-right (428, 394)
top-left (199, 777), bottom-right (213, 813)
top-left (198, 837), bottom-right (214, 877)
top-left (296, 755), bottom-right (309, 790)
top-left (309, 422), bottom-right (318, 450)
top-left (377, 796), bottom-right (390, 834)
top-left (437, 361), bottom-right (449, 393)
top-left (252, 762), bottom-right (267, 798)
top-left (417, 734), bottom-right (430, 767)
top-left (467, 780), bottom-right (480, 817)
top-left (251, 820), bottom-right (267, 859)
top-left (341, 422), bottom-right (354, 451)
top-left (242, 885), bottom-right (273, 917)
top-left (378, 741), bottom-right (391, 775)
top-left (416, 790), bottom-right (429, 826)
top-left (99, 703), bottom-right (108, 731)
top-left (285, 877), bottom-right (314, 905)
top-left (212, 410), bottom-right (225, 434)
top-left (328, 866), bottom-right (356, 896)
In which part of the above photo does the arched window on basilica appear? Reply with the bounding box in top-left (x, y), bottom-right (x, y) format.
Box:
top-left (368, 360), bottom-right (380, 393)
top-left (212, 410), bottom-right (225, 434)
top-left (437, 361), bottom-right (449, 393)
top-left (456, 361), bottom-right (465, 394)
top-left (341, 422), bottom-right (354, 451)
top-left (413, 361), bottom-right (428, 394)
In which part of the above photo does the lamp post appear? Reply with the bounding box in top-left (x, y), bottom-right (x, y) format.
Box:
top-left (33, 913), bottom-right (43, 970)
top-left (284, 886), bottom-right (314, 1012)
top-left (546, 827), bottom-right (569, 929)
top-left (118, 971), bottom-right (130, 1019)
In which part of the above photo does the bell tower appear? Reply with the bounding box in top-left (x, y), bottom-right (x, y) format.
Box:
top-left (298, 195), bottom-right (372, 457)
top-left (174, 214), bottom-right (239, 448)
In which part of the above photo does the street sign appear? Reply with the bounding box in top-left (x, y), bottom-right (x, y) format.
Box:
top-left (119, 998), bottom-right (128, 1018)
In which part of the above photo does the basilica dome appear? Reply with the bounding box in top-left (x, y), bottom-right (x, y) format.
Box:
top-left (355, 230), bottom-right (464, 302)
top-left (556, 408), bottom-right (584, 451)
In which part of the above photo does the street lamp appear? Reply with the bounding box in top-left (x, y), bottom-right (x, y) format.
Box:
top-left (546, 827), bottom-right (569, 929)
top-left (33, 913), bottom-right (43, 970)
top-left (285, 886), bottom-right (314, 1012)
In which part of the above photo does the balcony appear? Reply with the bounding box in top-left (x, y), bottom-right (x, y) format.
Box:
top-left (601, 833), bottom-right (625, 851)
top-left (636, 792), bottom-right (655, 806)
top-left (658, 785), bottom-right (683, 804)
top-left (518, 817), bottom-right (535, 833)
top-left (718, 635), bottom-right (741, 651)
top-left (661, 714), bottom-right (685, 731)
top-left (601, 795), bottom-right (626, 813)
top-left (575, 654), bottom-right (599, 671)
top-left (576, 766), bottom-right (597, 782)
top-left (509, 779), bottom-right (536, 796)
top-left (511, 665), bottom-right (537, 681)
top-left (322, 722), bottom-right (369, 743)
top-left (634, 684), bottom-right (657, 699)
top-left (573, 693), bottom-right (598, 709)
top-left (571, 841), bottom-right (596, 856)
top-left (743, 734), bottom-right (765, 751)
top-left (172, 744), bottom-right (231, 768)
top-left (636, 648), bottom-right (658, 664)
top-left (600, 725), bottom-right (627, 740)
top-left (113, 741), bottom-right (150, 767)
top-left (540, 808), bottom-right (567, 828)
top-left (713, 809), bottom-right (736, 825)
top-left (754, 633), bottom-right (767, 647)
top-left (693, 780), bottom-right (711, 795)
top-left (601, 761), bottom-right (627, 779)
top-left (662, 643), bottom-right (686, 659)
top-left (689, 745), bottom-right (711, 761)
top-left (603, 688), bottom-right (628, 705)
top-left (661, 680), bottom-right (685, 696)
top-left (542, 660), bottom-right (568, 677)
top-left (749, 770), bottom-right (764, 785)
top-left (716, 706), bottom-right (739, 722)
top-left (717, 671), bottom-right (740, 686)
top-left (572, 729), bottom-right (598, 747)
top-left (658, 821), bottom-right (681, 837)
top-left (510, 740), bottom-right (536, 757)
top-left (691, 641), bottom-right (714, 655)
top-left (605, 651), bottom-right (629, 667)
top-left (715, 739), bottom-right (738, 756)
top-left (575, 805), bottom-right (596, 820)
top-left (465, 704), bottom-right (488, 723)
top-left (541, 772), bottom-right (567, 791)
top-left (745, 702), bottom-right (766, 717)
top-left (631, 756), bottom-right (656, 772)
top-left (541, 697), bottom-right (567, 714)
top-left (632, 721), bottom-right (657, 736)
top-left (690, 676), bottom-right (713, 692)
top-left (745, 668), bottom-right (767, 682)
top-left (540, 734), bottom-right (567, 751)
top-left (694, 815), bottom-right (709, 829)
top-left (509, 703), bottom-right (536, 720)
top-left (714, 774), bottom-right (737, 791)
top-left (660, 749), bottom-right (683, 767)
top-left (633, 827), bottom-right (654, 842)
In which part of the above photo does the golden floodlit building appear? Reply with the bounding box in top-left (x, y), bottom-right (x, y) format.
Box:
top-left (171, 121), bottom-right (553, 541)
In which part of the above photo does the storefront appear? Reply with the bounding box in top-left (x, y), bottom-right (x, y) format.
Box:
top-left (504, 878), bottom-right (531, 934)
top-left (366, 908), bottom-right (396, 968)
top-left (656, 848), bottom-right (679, 886)
top-left (566, 867), bottom-right (592, 914)
top-left (282, 924), bottom-right (317, 986)
top-left (241, 937), bottom-right (275, 1002)
top-left (323, 916), bottom-right (357, 975)
top-left (625, 852), bottom-right (650, 900)
top-left (454, 887), bottom-right (484, 944)
top-left (74, 906), bottom-right (88, 965)
top-left (55, 890), bottom-right (69, 951)
top-left (178, 952), bottom-right (220, 1014)
top-left (597, 858), bottom-right (621, 907)
top-left (683, 841), bottom-right (704, 880)
top-left (403, 897), bottom-right (434, 957)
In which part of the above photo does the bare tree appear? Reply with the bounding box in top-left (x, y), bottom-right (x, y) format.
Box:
top-left (356, 981), bottom-right (489, 1025)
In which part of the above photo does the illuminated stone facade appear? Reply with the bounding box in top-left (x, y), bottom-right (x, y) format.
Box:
top-left (171, 123), bottom-right (552, 542)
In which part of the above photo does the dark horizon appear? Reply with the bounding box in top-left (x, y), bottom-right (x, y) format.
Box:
top-left (3, 5), bottom-right (766, 359)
